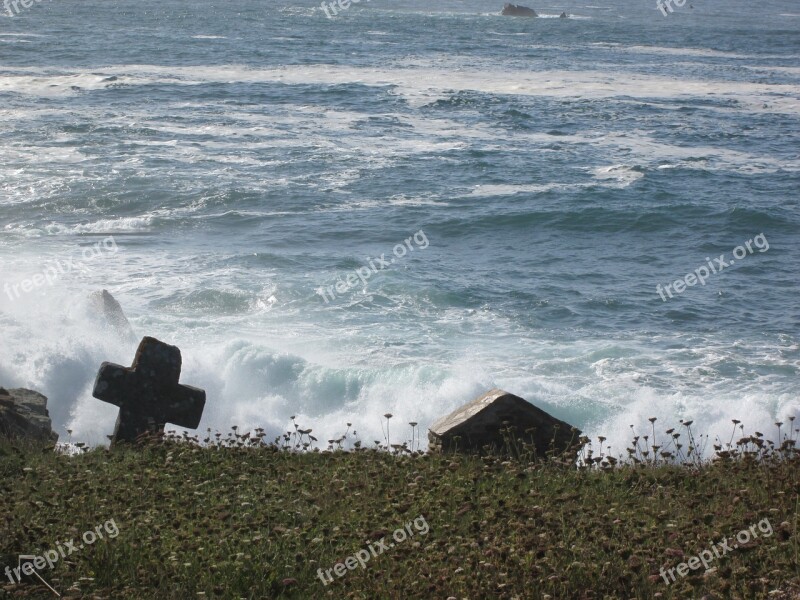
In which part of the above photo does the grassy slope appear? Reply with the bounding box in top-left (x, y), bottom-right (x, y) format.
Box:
top-left (0, 439), bottom-right (798, 600)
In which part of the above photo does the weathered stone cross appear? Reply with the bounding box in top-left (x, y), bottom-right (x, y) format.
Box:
top-left (92, 336), bottom-right (206, 446)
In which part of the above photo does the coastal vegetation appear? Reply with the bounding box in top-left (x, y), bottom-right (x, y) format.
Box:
top-left (1, 421), bottom-right (798, 599)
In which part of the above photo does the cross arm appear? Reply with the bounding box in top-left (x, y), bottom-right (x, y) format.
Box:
top-left (92, 362), bottom-right (136, 408)
top-left (162, 385), bottom-right (206, 429)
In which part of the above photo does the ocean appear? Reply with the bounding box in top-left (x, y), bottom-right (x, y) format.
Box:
top-left (0, 0), bottom-right (798, 454)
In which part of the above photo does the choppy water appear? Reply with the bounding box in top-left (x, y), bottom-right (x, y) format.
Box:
top-left (1, 0), bottom-right (798, 453)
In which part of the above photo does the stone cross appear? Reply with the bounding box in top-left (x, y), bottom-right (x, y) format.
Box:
top-left (92, 336), bottom-right (206, 445)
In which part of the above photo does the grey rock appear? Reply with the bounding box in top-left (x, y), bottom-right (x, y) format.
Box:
top-left (88, 289), bottom-right (136, 341)
top-left (501, 3), bottom-right (538, 16)
top-left (0, 387), bottom-right (58, 443)
top-left (428, 388), bottom-right (581, 458)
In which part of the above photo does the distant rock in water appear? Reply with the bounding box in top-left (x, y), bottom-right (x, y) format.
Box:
top-left (0, 388), bottom-right (58, 443)
top-left (88, 289), bottom-right (136, 341)
top-left (428, 389), bottom-right (581, 459)
top-left (560, 11), bottom-right (568, 18)
top-left (501, 3), bottom-right (538, 16)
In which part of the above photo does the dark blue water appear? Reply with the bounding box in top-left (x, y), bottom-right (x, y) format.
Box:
top-left (1, 0), bottom-right (798, 452)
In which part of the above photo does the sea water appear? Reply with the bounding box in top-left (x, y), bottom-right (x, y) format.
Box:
top-left (0, 0), bottom-right (798, 454)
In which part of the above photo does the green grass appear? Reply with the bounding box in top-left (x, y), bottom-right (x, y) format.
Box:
top-left (0, 429), bottom-right (798, 600)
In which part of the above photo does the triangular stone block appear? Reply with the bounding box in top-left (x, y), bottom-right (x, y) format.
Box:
top-left (428, 389), bottom-right (581, 458)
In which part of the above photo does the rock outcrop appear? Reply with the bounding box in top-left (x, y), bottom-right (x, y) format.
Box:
top-left (501, 3), bottom-right (538, 16)
top-left (0, 387), bottom-right (58, 443)
top-left (88, 289), bottom-right (136, 341)
top-left (428, 389), bottom-right (581, 458)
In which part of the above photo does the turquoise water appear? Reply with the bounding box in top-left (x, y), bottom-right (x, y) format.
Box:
top-left (0, 0), bottom-right (798, 452)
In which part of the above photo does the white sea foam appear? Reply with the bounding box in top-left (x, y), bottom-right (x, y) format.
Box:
top-left (470, 183), bottom-right (584, 197)
top-left (1, 283), bottom-right (795, 458)
top-left (41, 216), bottom-right (155, 235)
top-left (387, 194), bottom-right (449, 207)
top-left (590, 164), bottom-right (646, 185)
top-left (624, 45), bottom-right (753, 60)
top-left (2, 64), bottom-right (797, 117)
